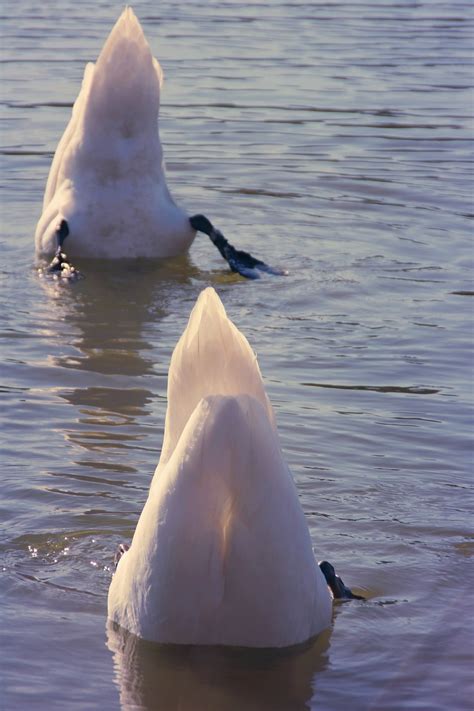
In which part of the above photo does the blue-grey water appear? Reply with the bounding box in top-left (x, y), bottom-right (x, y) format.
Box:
top-left (1, 1), bottom-right (473, 709)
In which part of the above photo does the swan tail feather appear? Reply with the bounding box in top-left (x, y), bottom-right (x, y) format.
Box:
top-left (159, 287), bottom-right (275, 469)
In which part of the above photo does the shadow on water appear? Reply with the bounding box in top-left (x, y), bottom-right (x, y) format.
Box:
top-left (107, 622), bottom-right (331, 711)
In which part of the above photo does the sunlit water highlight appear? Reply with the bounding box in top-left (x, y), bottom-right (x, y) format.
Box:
top-left (1, 1), bottom-right (473, 709)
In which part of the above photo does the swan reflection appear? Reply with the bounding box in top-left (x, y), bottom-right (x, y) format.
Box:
top-left (38, 256), bottom-right (197, 457)
top-left (51, 255), bottom-right (196, 378)
top-left (107, 622), bottom-right (330, 711)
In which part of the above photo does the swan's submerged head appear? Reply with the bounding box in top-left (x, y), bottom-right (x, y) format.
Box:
top-left (107, 287), bottom-right (332, 647)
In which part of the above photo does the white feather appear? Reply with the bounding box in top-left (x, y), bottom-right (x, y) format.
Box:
top-left (107, 288), bottom-right (332, 647)
top-left (35, 8), bottom-right (194, 259)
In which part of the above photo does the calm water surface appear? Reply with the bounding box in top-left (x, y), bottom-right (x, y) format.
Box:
top-left (1, 1), bottom-right (473, 709)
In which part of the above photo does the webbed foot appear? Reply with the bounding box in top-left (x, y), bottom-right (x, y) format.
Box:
top-left (319, 560), bottom-right (365, 600)
top-left (40, 219), bottom-right (83, 282)
top-left (190, 214), bottom-right (287, 280)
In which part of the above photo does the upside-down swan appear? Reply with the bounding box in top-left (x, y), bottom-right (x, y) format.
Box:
top-left (107, 288), bottom-right (362, 648)
top-left (35, 8), bottom-right (283, 280)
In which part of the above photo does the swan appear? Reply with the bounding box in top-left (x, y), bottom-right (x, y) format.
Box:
top-left (107, 288), bottom-right (360, 648)
top-left (35, 8), bottom-right (283, 279)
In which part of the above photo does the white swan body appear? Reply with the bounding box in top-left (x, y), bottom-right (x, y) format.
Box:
top-left (107, 288), bottom-right (332, 647)
top-left (35, 8), bottom-right (194, 259)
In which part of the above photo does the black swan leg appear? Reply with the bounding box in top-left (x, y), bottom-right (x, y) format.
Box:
top-left (190, 214), bottom-right (287, 280)
top-left (319, 560), bottom-right (365, 600)
top-left (41, 219), bottom-right (83, 281)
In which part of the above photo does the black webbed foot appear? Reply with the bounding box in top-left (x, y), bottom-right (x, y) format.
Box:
top-left (114, 543), bottom-right (130, 570)
top-left (319, 560), bottom-right (365, 601)
top-left (39, 219), bottom-right (83, 282)
top-left (190, 214), bottom-right (287, 280)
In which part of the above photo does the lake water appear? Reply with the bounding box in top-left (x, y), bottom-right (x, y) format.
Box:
top-left (1, 1), bottom-right (473, 709)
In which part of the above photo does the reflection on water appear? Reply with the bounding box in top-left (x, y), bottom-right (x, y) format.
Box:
top-left (42, 257), bottom-right (198, 450)
top-left (62, 386), bottom-right (154, 419)
top-left (43, 254), bottom-right (196, 377)
top-left (107, 622), bottom-right (330, 711)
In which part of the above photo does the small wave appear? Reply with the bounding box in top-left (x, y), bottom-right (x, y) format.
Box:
top-left (301, 382), bottom-right (439, 395)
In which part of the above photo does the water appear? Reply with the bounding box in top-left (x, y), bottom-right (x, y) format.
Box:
top-left (1, 1), bottom-right (473, 709)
